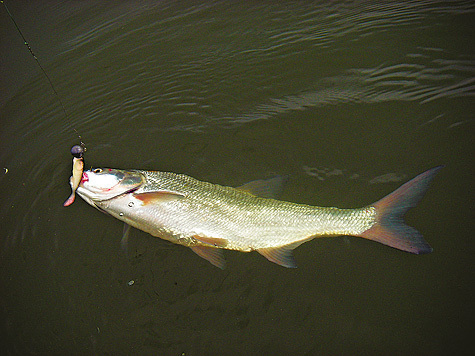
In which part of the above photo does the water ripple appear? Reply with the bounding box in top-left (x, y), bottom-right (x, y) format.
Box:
top-left (1, 1), bottom-right (474, 248)
top-left (218, 53), bottom-right (474, 128)
top-left (48, 0), bottom-right (474, 134)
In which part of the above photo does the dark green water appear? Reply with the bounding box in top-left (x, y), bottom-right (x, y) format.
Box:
top-left (1, 1), bottom-right (473, 355)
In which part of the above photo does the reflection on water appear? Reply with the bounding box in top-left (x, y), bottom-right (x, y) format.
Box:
top-left (1, 1), bottom-right (473, 354)
top-left (301, 165), bottom-right (410, 185)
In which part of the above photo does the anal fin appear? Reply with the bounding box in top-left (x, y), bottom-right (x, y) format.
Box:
top-left (190, 245), bottom-right (226, 269)
top-left (257, 246), bottom-right (297, 268)
top-left (257, 238), bottom-right (312, 268)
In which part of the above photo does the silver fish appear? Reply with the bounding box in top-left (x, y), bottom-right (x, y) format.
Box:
top-left (76, 166), bottom-right (442, 268)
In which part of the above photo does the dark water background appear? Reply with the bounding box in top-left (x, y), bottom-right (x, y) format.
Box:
top-left (1, 1), bottom-right (473, 355)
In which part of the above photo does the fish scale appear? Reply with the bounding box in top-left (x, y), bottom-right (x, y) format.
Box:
top-left (141, 171), bottom-right (375, 248)
top-left (76, 166), bottom-right (442, 268)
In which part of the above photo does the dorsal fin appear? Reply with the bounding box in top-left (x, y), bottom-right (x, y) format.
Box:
top-left (236, 175), bottom-right (287, 199)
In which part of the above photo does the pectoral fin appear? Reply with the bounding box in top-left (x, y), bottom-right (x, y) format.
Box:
top-left (236, 175), bottom-right (287, 199)
top-left (190, 245), bottom-right (226, 269)
top-left (133, 191), bottom-right (184, 205)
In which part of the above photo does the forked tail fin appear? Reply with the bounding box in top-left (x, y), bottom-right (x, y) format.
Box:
top-left (359, 166), bottom-right (443, 254)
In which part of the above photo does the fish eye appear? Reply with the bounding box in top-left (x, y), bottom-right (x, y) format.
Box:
top-left (93, 168), bottom-right (103, 174)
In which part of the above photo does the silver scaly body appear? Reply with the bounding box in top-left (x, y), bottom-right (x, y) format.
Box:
top-left (76, 166), bottom-right (442, 268)
top-left (95, 171), bottom-right (375, 250)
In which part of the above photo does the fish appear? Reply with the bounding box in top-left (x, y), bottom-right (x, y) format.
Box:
top-left (75, 166), bottom-right (442, 268)
top-left (63, 156), bottom-right (84, 207)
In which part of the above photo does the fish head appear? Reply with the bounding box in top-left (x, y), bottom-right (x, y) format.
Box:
top-left (77, 168), bottom-right (144, 204)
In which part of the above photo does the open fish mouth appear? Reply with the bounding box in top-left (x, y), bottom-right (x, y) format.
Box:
top-left (80, 172), bottom-right (89, 184)
top-left (77, 169), bottom-right (145, 202)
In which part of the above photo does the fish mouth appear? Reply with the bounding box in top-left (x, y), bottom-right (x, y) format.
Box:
top-left (78, 185), bottom-right (141, 207)
top-left (79, 171), bottom-right (120, 193)
top-left (77, 170), bottom-right (145, 202)
top-left (81, 172), bottom-right (89, 184)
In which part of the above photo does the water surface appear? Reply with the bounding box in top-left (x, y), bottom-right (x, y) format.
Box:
top-left (1, 1), bottom-right (473, 355)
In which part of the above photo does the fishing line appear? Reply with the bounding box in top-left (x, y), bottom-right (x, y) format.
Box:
top-left (2, 0), bottom-right (85, 149)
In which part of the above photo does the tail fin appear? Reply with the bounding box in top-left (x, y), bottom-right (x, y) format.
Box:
top-left (359, 166), bottom-right (443, 254)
